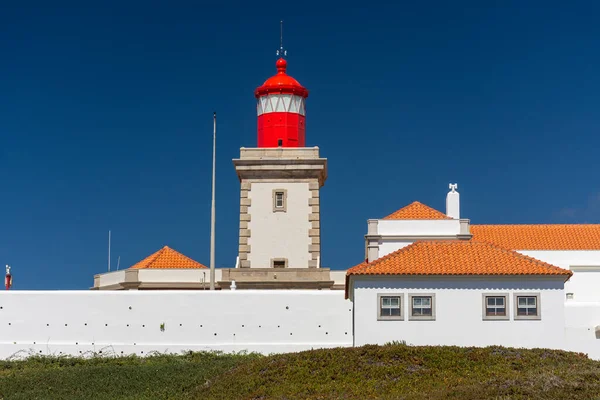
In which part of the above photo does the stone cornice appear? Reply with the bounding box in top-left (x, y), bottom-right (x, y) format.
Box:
top-left (364, 234), bottom-right (473, 241)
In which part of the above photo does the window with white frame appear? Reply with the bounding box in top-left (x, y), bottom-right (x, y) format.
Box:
top-left (482, 293), bottom-right (509, 320)
top-left (275, 192), bottom-right (284, 208)
top-left (272, 189), bottom-right (287, 212)
top-left (514, 293), bottom-right (541, 320)
top-left (408, 294), bottom-right (435, 320)
top-left (377, 293), bottom-right (404, 320)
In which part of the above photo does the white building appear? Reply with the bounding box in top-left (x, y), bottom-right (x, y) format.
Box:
top-left (348, 240), bottom-right (570, 349)
top-left (347, 184), bottom-right (600, 357)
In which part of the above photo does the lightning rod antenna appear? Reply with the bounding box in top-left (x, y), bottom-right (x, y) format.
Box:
top-left (276, 20), bottom-right (287, 58)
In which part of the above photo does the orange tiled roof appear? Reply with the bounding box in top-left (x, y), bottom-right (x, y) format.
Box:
top-left (383, 201), bottom-right (451, 220)
top-left (472, 224), bottom-right (600, 250)
top-left (347, 240), bottom-right (571, 278)
top-left (129, 246), bottom-right (208, 269)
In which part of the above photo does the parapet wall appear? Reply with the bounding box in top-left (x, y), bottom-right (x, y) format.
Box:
top-left (0, 290), bottom-right (353, 359)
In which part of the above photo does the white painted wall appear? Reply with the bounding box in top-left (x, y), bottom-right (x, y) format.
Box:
top-left (248, 182), bottom-right (312, 268)
top-left (564, 301), bottom-right (600, 360)
top-left (518, 250), bottom-right (600, 302)
top-left (137, 269), bottom-right (223, 284)
top-left (378, 241), bottom-right (414, 258)
top-left (98, 270), bottom-right (126, 287)
top-left (0, 290), bottom-right (353, 359)
top-left (351, 276), bottom-right (566, 350)
top-left (378, 220), bottom-right (461, 236)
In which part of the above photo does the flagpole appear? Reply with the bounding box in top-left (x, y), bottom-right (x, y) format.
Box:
top-left (210, 112), bottom-right (216, 290)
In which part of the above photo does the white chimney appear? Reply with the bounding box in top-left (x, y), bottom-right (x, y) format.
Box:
top-left (446, 183), bottom-right (460, 219)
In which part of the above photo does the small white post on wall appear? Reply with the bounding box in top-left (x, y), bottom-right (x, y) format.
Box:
top-left (446, 183), bottom-right (460, 219)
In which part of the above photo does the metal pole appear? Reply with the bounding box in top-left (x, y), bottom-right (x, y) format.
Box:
top-left (108, 230), bottom-right (111, 272)
top-left (210, 112), bottom-right (216, 290)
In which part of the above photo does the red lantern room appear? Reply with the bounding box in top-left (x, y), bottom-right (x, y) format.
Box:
top-left (254, 57), bottom-right (309, 147)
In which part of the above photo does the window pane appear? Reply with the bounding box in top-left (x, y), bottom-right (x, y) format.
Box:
top-left (390, 298), bottom-right (399, 307)
top-left (299, 98), bottom-right (305, 115)
top-left (382, 298), bottom-right (390, 306)
top-left (260, 97), bottom-right (268, 113)
top-left (413, 298), bottom-right (422, 306)
top-left (264, 96), bottom-right (273, 113)
top-left (421, 307), bottom-right (432, 316)
top-left (421, 297), bottom-right (431, 306)
top-left (381, 308), bottom-right (390, 316)
top-left (413, 307), bottom-right (422, 315)
top-left (289, 96), bottom-right (298, 112)
top-left (518, 297), bottom-right (527, 306)
top-left (517, 307), bottom-right (527, 315)
top-left (281, 94), bottom-right (292, 111)
top-left (487, 297), bottom-right (495, 306)
top-left (390, 308), bottom-right (400, 316)
top-left (528, 297), bottom-right (536, 306)
top-left (275, 95), bottom-right (287, 112)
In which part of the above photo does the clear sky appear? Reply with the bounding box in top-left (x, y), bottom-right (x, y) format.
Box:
top-left (1, 1), bottom-right (599, 289)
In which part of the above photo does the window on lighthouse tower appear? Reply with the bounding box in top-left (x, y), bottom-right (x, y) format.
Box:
top-left (273, 189), bottom-right (287, 212)
top-left (275, 192), bottom-right (284, 208)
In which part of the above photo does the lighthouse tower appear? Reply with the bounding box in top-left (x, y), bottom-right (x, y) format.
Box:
top-left (228, 43), bottom-right (330, 288)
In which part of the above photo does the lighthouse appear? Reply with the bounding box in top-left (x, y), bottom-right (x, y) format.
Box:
top-left (227, 34), bottom-right (331, 288)
top-left (255, 57), bottom-right (308, 147)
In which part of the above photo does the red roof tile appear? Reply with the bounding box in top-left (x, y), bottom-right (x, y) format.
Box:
top-left (129, 246), bottom-right (207, 269)
top-left (472, 224), bottom-right (600, 250)
top-left (348, 240), bottom-right (570, 278)
top-left (383, 201), bottom-right (451, 220)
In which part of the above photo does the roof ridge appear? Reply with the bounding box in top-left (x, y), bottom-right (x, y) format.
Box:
top-left (164, 246), bottom-right (207, 267)
top-left (144, 247), bottom-right (168, 269)
top-left (382, 201), bottom-right (450, 220)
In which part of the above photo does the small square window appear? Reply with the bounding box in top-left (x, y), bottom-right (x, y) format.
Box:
top-left (377, 293), bottom-right (404, 320)
top-left (513, 293), bottom-right (541, 320)
top-left (272, 189), bottom-right (287, 212)
top-left (482, 293), bottom-right (509, 320)
top-left (408, 294), bottom-right (436, 320)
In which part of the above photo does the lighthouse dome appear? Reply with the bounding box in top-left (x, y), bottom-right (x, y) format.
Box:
top-left (254, 58), bottom-right (309, 98)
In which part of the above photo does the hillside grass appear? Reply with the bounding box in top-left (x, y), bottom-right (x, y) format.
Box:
top-left (1, 344), bottom-right (600, 399)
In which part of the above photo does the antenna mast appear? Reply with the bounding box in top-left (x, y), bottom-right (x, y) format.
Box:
top-left (276, 20), bottom-right (287, 58)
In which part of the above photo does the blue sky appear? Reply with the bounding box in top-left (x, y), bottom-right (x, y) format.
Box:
top-left (1, 1), bottom-right (599, 289)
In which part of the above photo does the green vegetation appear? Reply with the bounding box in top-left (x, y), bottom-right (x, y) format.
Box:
top-left (1, 344), bottom-right (600, 399)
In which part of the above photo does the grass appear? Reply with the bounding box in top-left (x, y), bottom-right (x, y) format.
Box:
top-left (1, 344), bottom-right (600, 399)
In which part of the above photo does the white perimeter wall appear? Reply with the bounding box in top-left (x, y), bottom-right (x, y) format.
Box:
top-left (248, 182), bottom-right (311, 268)
top-left (518, 250), bottom-right (600, 302)
top-left (0, 290), bottom-right (352, 359)
top-left (352, 276), bottom-right (566, 350)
